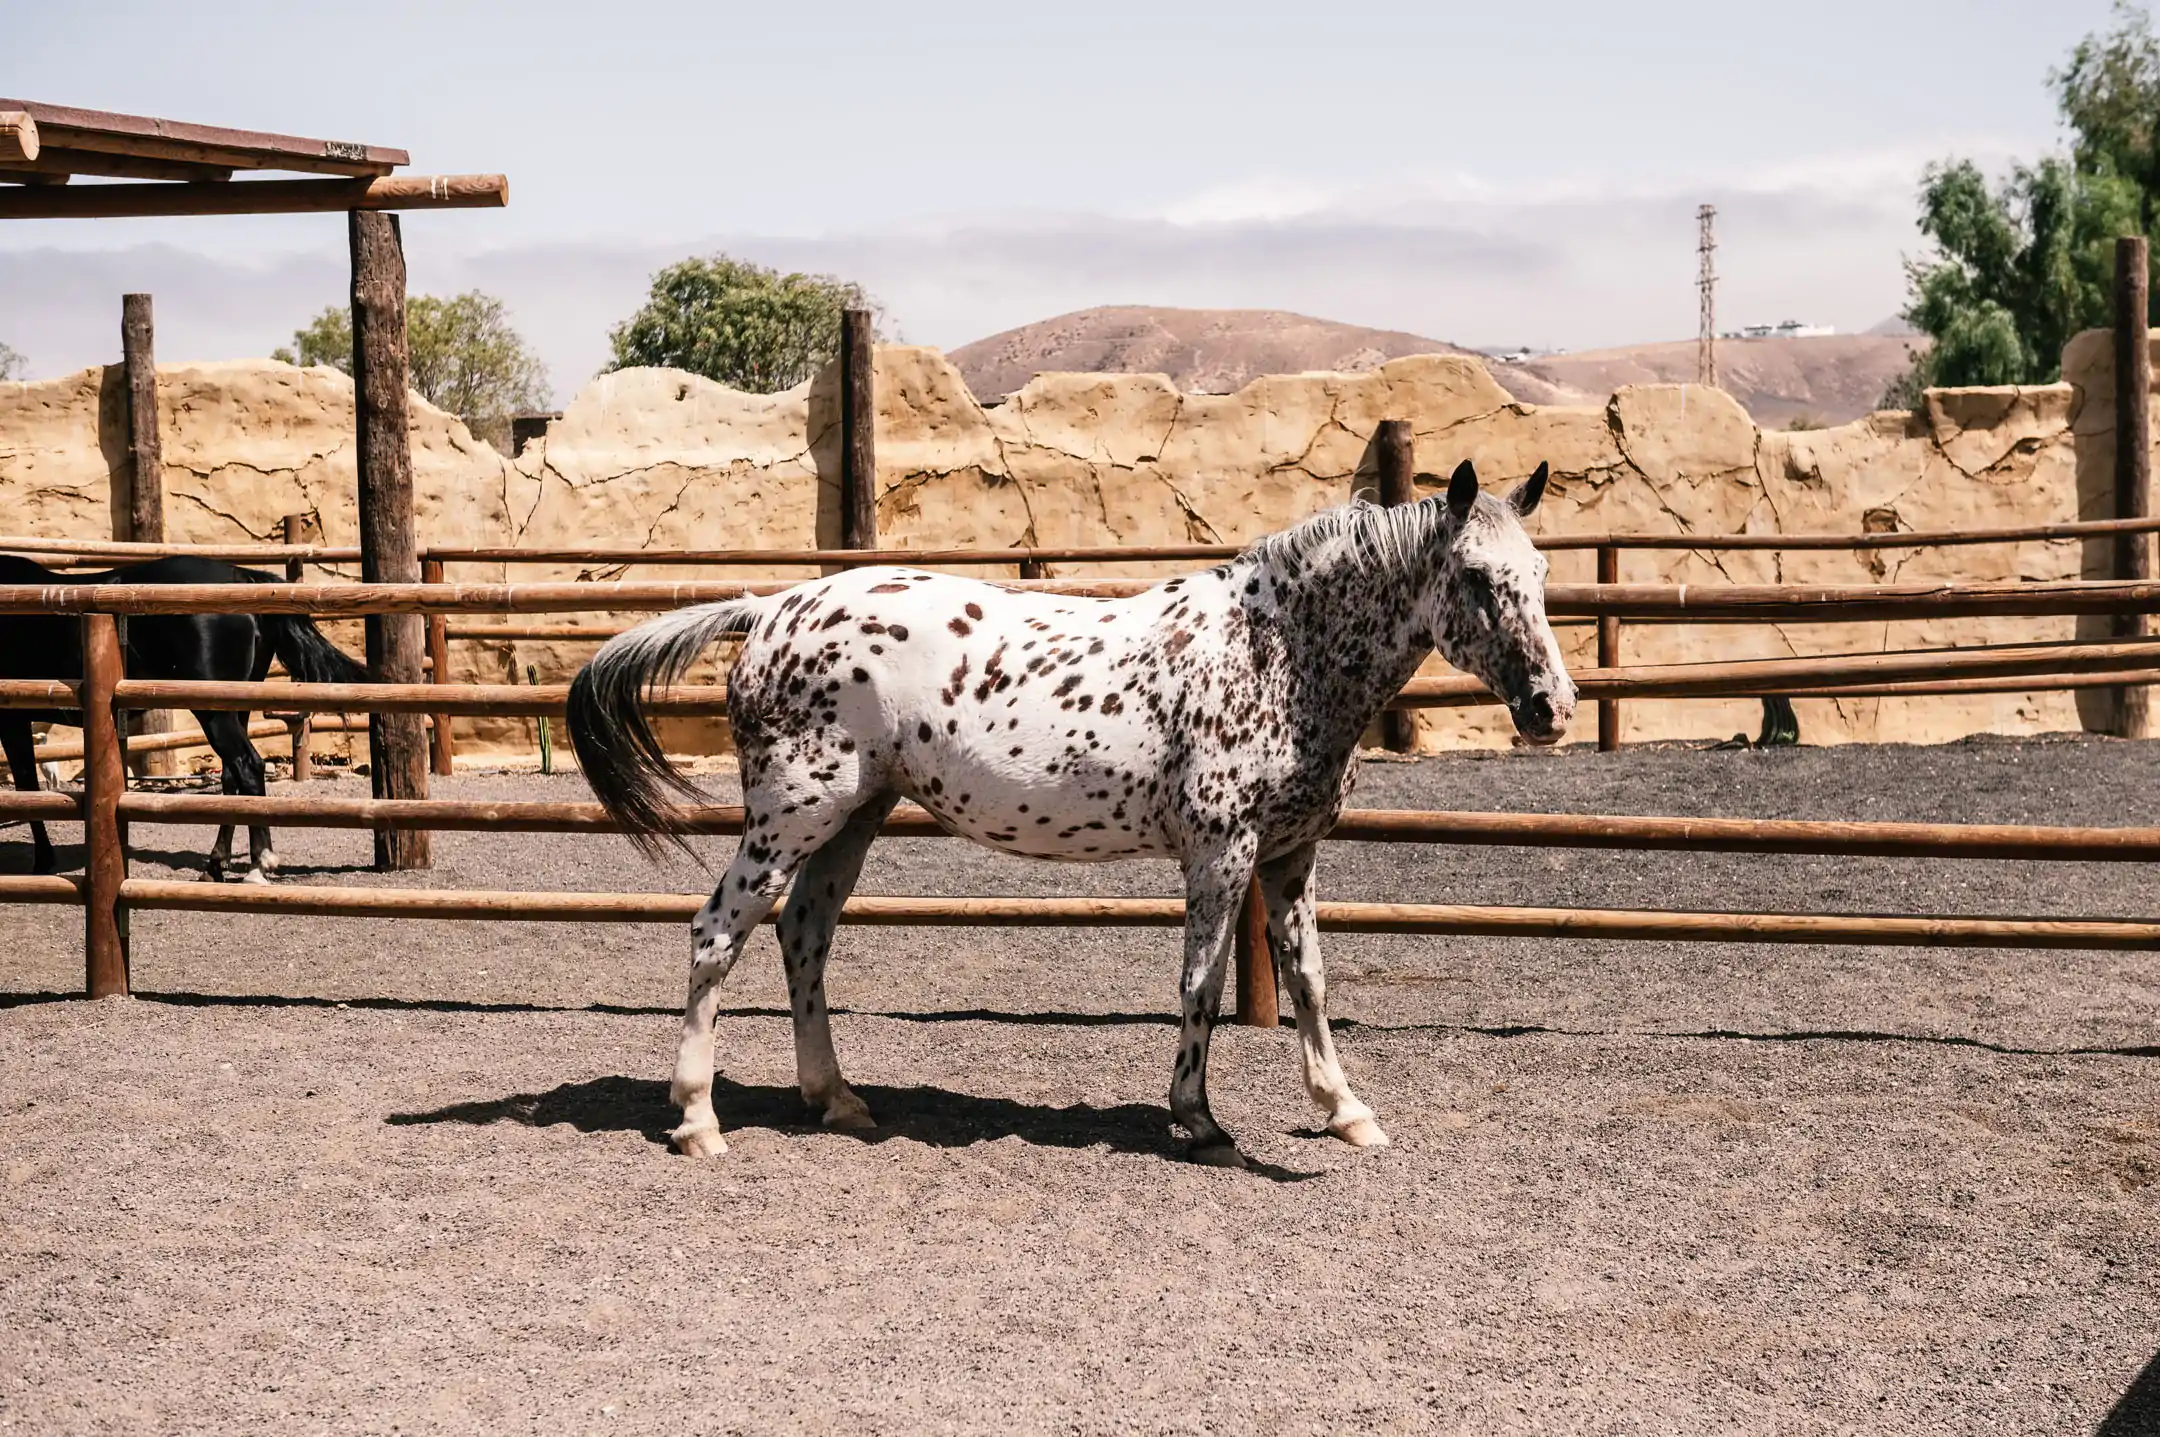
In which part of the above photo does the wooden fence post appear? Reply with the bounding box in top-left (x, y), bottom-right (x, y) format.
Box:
top-left (119, 292), bottom-right (177, 776)
top-left (1597, 544), bottom-right (1621, 751)
top-left (1375, 418), bottom-right (1418, 754)
top-left (424, 557), bottom-right (454, 776)
top-left (840, 309), bottom-right (877, 551)
top-left (82, 613), bottom-right (129, 997)
top-left (280, 513), bottom-right (315, 780)
top-left (350, 210), bottom-right (430, 869)
top-left (2117, 235), bottom-right (2153, 739)
top-left (1232, 878), bottom-right (1277, 1027)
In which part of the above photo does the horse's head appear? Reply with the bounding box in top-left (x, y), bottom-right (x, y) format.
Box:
top-left (1419, 460), bottom-right (1577, 746)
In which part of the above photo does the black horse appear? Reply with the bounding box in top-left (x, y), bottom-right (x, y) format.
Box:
top-left (0, 554), bottom-right (369, 881)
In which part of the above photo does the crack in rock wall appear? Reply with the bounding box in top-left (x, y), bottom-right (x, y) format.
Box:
top-left (0, 337), bottom-right (2136, 759)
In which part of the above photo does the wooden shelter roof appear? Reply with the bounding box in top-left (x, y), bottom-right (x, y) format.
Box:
top-left (0, 101), bottom-right (504, 219)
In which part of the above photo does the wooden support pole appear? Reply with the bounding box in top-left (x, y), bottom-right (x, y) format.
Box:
top-left (119, 293), bottom-right (177, 775)
top-left (350, 210), bottom-right (429, 870)
top-left (1232, 879), bottom-right (1278, 1027)
top-left (424, 558), bottom-right (455, 776)
top-left (1597, 544), bottom-right (1621, 752)
top-left (2118, 235), bottom-right (2153, 739)
top-left (80, 614), bottom-right (128, 997)
top-left (1376, 419), bottom-right (1418, 753)
top-left (118, 293), bottom-right (164, 544)
top-left (840, 309), bottom-right (877, 550)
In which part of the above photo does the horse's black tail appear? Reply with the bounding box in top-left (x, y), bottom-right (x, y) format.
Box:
top-left (567, 598), bottom-right (766, 860)
top-left (261, 614), bottom-right (371, 684)
top-left (232, 565), bottom-right (371, 684)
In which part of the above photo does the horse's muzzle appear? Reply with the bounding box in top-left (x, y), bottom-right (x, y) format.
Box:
top-left (1511, 686), bottom-right (1574, 746)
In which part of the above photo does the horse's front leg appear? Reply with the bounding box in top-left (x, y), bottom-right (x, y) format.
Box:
top-left (1171, 839), bottom-right (1257, 1167)
top-left (1257, 842), bottom-right (1387, 1148)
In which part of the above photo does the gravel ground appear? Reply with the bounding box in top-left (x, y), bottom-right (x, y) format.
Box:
top-left (3, 736), bottom-right (2159, 1434)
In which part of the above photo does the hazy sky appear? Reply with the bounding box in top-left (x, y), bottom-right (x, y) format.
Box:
top-left (0, 1), bottom-right (2126, 399)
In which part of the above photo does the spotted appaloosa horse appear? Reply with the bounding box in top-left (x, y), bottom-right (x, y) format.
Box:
top-left (569, 459), bottom-right (1576, 1166)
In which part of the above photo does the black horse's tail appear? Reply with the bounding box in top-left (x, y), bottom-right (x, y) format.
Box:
top-left (567, 598), bottom-right (767, 859)
top-left (261, 612), bottom-right (371, 684)
top-left (230, 565), bottom-right (371, 684)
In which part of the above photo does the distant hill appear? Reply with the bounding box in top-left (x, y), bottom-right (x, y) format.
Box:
top-left (1516, 334), bottom-right (1926, 428)
top-left (946, 305), bottom-right (1583, 407)
top-left (945, 305), bottom-right (1924, 428)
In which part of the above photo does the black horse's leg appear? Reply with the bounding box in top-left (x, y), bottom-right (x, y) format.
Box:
top-left (0, 717), bottom-right (54, 875)
top-left (196, 709), bottom-right (270, 883)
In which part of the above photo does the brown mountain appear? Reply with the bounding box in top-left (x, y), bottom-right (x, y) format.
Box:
top-left (1518, 334), bottom-right (1927, 428)
top-left (946, 305), bottom-right (1583, 407)
top-left (946, 305), bottom-right (1924, 427)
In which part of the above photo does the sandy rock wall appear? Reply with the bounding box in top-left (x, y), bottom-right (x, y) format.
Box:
top-left (0, 338), bottom-right (2137, 759)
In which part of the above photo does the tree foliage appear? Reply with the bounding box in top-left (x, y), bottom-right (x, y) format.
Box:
top-left (1894, 3), bottom-right (2157, 396)
top-left (604, 255), bottom-right (880, 393)
top-left (0, 341), bottom-right (23, 381)
top-left (274, 291), bottom-right (549, 448)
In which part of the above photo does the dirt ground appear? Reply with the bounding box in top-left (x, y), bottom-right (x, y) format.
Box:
top-left (3, 736), bottom-right (2160, 1435)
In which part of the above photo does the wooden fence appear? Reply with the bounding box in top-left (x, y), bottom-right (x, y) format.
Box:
top-left (15, 507), bottom-right (2160, 763)
top-left (4, 572), bottom-right (2160, 1022)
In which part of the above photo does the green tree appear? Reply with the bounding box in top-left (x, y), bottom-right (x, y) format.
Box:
top-left (0, 340), bottom-right (24, 381)
top-left (1893, 4), bottom-right (2157, 396)
top-left (604, 254), bottom-right (881, 393)
top-left (274, 291), bottom-right (549, 450)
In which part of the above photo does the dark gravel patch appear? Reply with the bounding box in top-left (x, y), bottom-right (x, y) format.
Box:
top-left (2, 737), bottom-right (2157, 1433)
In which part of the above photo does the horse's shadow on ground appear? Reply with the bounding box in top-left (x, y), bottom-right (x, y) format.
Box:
top-left (0, 837), bottom-right (369, 881)
top-left (386, 1074), bottom-right (1319, 1182)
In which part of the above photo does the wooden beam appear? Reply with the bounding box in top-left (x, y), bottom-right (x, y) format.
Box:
top-left (840, 308), bottom-right (877, 549)
top-left (103, 877), bottom-right (2160, 951)
top-left (0, 99), bottom-right (404, 174)
top-left (0, 172), bottom-right (66, 186)
top-left (0, 174), bottom-right (507, 221)
top-left (1596, 544), bottom-right (1621, 751)
top-left (0, 111), bottom-right (37, 163)
top-left (351, 210), bottom-right (430, 871)
top-left (0, 146), bottom-right (234, 182)
top-left (2119, 234), bottom-right (2153, 739)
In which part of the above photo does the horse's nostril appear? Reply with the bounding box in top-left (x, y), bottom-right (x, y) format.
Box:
top-left (1523, 693), bottom-right (1554, 730)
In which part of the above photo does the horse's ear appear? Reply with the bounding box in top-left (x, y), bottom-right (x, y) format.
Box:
top-left (1446, 460), bottom-right (1478, 517)
top-left (1509, 462), bottom-right (1550, 516)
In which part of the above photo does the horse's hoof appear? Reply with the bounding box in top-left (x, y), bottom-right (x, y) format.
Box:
top-left (672, 1124), bottom-right (729, 1158)
top-left (1330, 1114), bottom-right (1392, 1148)
top-left (257, 851), bottom-right (281, 875)
top-left (240, 868), bottom-right (271, 886)
top-left (1188, 1142), bottom-right (1248, 1170)
top-left (822, 1093), bottom-right (877, 1131)
top-left (199, 867), bottom-right (225, 884)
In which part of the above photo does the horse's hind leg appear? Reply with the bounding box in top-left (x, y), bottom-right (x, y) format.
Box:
top-left (0, 717), bottom-right (54, 875)
top-left (776, 793), bottom-right (898, 1130)
top-left (1257, 842), bottom-right (1386, 1148)
top-left (1170, 836), bottom-right (1260, 1168)
top-left (197, 711), bottom-right (271, 883)
top-left (672, 796), bottom-right (857, 1157)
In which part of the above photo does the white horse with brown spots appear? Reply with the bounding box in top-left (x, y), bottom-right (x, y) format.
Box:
top-left (568, 460), bottom-right (1575, 1166)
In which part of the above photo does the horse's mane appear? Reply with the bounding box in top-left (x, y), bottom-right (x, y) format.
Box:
top-left (1240, 496), bottom-right (1454, 580)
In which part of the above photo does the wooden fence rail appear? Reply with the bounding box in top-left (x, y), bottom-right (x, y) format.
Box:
top-left (12, 510), bottom-right (2160, 567)
top-left (8, 577), bottom-right (2160, 622)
